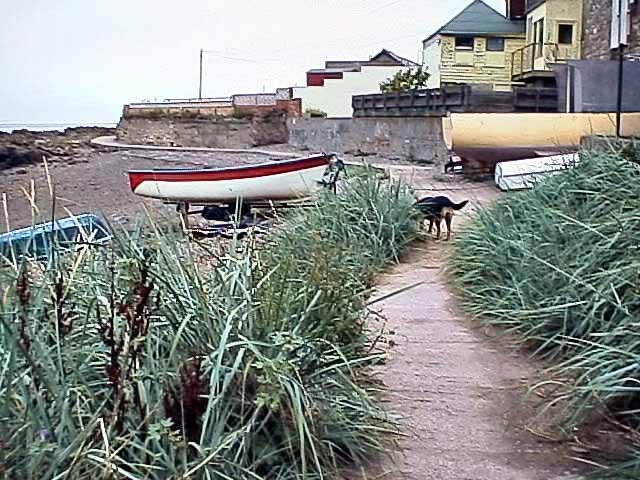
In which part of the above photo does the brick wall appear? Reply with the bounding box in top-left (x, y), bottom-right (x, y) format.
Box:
top-left (582, 0), bottom-right (640, 60)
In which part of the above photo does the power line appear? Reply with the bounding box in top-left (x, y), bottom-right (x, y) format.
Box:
top-left (368, 0), bottom-right (406, 14)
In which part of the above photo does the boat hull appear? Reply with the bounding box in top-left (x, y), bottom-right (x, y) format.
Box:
top-left (128, 154), bottom-right (333, 203)
top-left (495, 153), bottom-right (580, 191)
top-left (442, 113), bottom-right (640, 173)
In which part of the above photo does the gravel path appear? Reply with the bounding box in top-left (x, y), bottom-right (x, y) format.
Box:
top-left (367, 168), bottom-right (584, 480)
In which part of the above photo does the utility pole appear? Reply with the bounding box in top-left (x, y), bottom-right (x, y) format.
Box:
top-left (199, 48), bottom-right (204, 100)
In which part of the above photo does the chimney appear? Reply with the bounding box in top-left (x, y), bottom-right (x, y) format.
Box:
top-left (506, 0), bottom-right (526, 19)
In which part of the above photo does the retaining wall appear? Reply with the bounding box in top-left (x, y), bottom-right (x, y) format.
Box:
top-left (287, 117), bottom-right (448, 165)
top-left (117, 110), bottom-right (289, 148)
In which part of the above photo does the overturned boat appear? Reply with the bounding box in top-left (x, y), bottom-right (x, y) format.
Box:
top-left (495, 153), bottom-right (580, 191)
top-left (442, 112), bottom-right (640, 174)
top-left (127, 153), bottom-right (337, 203)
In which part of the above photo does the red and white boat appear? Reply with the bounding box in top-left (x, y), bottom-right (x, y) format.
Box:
top-left (128, 154), bottom-right (335, 203)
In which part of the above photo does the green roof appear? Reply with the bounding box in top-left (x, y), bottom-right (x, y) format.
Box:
top-left (424, 0), bottom-right (525, 43)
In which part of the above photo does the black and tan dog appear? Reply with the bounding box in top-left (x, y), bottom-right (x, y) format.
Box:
top-left (414, 196), bottom-right (469, 240)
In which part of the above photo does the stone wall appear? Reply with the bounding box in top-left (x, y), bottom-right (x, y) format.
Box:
top-left (287, 117), bottom-right (448, 166)
top-left (117, 110), bottom-right (288, 148)
top-left (582, 0), bottom-right (640, 60)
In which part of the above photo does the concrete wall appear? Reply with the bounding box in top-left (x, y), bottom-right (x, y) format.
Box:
top-left (582, 0), bottom-right (640, 60)
top-left (423, 38), bottom-right (442, 88)
top-left (292, 65), bottom-right (410, 118)
top-left (117, 111), bottom-right (288, 148)
top-left (555, 60), bottom-right (640, 112)
top-left (431, 35), bottom-right (526, 91)
top-left (287, 117), bottom-right (448, 166)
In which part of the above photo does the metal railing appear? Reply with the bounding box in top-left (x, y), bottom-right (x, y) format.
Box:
top-left (511, 42), bottom-right (560, 78)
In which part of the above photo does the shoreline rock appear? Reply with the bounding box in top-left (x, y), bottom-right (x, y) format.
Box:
top-left (0, 126), bottom-right (117, 171)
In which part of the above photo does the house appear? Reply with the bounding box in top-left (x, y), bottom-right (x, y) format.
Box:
top-left (422, 0), bottom-right (526, 92)
top-left (510, 0), bottom-right (584, 86)
top-left (293, 49), bottom-right (418, 118)
top-left (582, 0), bottom-right (640, 60)
top-left (551, 0), bottom-right (640, 113)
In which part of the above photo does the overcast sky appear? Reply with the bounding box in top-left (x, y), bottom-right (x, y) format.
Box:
top-left (0, 0), bottom-right (505, 124)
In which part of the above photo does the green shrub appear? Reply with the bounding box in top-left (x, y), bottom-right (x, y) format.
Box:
top-left (379, 66), bottom-right (430, 94)
top-left (304, 109), bottom-right (327, 118)
top-left (0, 170), bottom-right (418, 479)
top-left (231, 109), bottom-right (255, 120)
top-left (450, 150), bottom-right (640, 475)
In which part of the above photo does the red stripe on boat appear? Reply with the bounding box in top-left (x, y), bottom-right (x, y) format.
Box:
top-left (128, 155), bottom-right (331, 193)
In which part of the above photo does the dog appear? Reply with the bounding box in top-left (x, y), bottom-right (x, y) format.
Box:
top-left (414, 196), bottom-right (469, 240)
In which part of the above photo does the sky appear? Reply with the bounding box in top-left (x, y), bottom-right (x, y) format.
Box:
top-left (0, 0), bottom-right (505, 125)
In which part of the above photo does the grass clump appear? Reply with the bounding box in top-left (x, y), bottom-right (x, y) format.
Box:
top-left (450, 148), bottom-right (640, 476)
top-left (0, 170), bottom-right (418, 479)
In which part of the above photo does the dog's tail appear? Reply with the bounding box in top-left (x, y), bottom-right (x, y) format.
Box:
top-left (452, 200), bottom-right (469, 211)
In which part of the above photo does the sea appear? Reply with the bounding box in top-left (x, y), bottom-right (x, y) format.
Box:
top-left (0, 122), bottom-right (118, 134)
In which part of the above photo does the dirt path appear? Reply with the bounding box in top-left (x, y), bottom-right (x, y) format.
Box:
top-left (369, 169), bottom-right (584, 480)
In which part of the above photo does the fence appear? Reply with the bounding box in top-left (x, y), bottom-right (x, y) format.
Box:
top-left (511, 42), bottom-right (560, 78)
top-left (352, 85), bottom-right (558, 117)
top-left (352, 86), bottom-right (471, 117)
top-left (232, 94), bottom-right (277, 107)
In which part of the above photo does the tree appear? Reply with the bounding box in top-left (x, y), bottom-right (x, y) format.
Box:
top-left (379, 66), bottom-right (430, 93)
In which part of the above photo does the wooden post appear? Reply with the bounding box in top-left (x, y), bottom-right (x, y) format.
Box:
top-left (178, 202), bottom-right (190, 233)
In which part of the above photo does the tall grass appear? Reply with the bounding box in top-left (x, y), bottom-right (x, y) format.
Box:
top-left (450, 148), bottom-right (640, 476)
top-left (0, 170), bottom-right (418, 479)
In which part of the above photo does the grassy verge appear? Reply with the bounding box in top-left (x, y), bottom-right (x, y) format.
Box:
top-left (0, 170), bottom-right (418, 479)
top-left (450, 148), bottom-right (640, 477)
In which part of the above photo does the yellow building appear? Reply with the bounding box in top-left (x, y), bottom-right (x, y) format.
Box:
top-left (422, 0), bottom-right (526, 91)
top-left (511, 0), bottom-right (584, 86)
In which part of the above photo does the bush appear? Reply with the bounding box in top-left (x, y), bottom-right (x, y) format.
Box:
top-left (231, 109), bottom-right (255, 120)
top-left (0, 170), bottom-right (418, 479)
top-left (450, 150), bottom-right (640, 476)
top-left (380, 66), bottom-right (430, 94)
top-left (304, 108), bottom-right (327, 118)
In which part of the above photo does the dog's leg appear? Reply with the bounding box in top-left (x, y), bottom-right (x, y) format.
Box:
top-left (428, 218), bottom-right (434, 234)
top-left (435, 217), bottom-right (441, 239)
top-left (444, 213), bottom-right (452, 241)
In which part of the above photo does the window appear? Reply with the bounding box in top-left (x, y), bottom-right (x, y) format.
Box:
top-left (455, 36), bottom-right (474, 50)
top-left (534, 18), bottom-right (545, 57)
top-left (486, 37), bottom-right (505, 51)
top-left (558, 24), bottom-right (574, 44)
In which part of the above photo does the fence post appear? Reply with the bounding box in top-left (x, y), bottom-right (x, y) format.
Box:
top-left (531, 44), bottom-right (535, 72)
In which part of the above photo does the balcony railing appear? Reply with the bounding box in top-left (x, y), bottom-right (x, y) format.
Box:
top-left (511, 42), bottom-right (561, 78)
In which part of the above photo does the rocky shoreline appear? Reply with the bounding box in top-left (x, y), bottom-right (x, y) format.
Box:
top-left (0, 126), bottom-right (116, 171)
